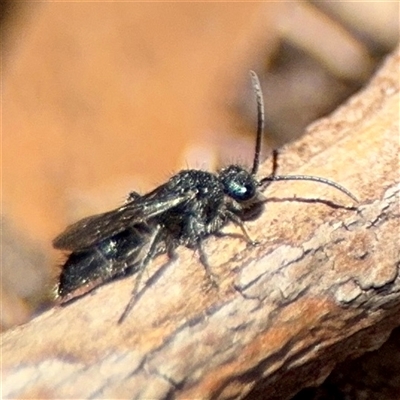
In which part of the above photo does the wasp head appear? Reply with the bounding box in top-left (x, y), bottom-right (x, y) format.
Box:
top-left (219, 165), bottom-right (259, 202)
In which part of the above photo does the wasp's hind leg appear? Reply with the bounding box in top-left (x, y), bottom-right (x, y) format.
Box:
top-left (196, 238), bottom-right (220, 290)
top-left (118, 224), bottom-right (164, 323)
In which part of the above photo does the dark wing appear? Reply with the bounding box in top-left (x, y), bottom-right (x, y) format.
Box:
top-left (53, 189), bottom-right (196, 251)
top-left (57, 229), bottom-right (149, 297)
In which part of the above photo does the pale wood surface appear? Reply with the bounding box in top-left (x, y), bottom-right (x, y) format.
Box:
top-left (2, 48), bottom-right (399, 400)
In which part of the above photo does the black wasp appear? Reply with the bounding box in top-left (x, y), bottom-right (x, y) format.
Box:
top-left (53, 71), bottom-right (357, 323)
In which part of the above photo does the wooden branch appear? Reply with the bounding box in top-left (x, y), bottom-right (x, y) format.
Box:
top-left (2, 47), bottom-right (399, 400)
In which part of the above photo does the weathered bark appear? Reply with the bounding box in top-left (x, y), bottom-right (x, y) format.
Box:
top-left (2, 48), bottom-right (399, 400)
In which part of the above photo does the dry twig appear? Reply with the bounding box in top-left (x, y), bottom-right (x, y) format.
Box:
top-left (2, 48), bottom-right (399, 400)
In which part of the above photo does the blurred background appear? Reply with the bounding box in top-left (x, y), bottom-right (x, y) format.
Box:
top-left (1, 1), bottom-right (398, 330)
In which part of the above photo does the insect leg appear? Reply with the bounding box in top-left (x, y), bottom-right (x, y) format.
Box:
top-left (196, 238), bottom-right (219, 289)
top-left (261, 149), bottom-right (279, 190)
top-left (118, 224), bottom-right (164, 323)
top-left (271, 149), bottom-right (279, 177)
top-left (225, 210), bottom-right (258, 246)
top-left (166, 237), bottom-right (178, 261)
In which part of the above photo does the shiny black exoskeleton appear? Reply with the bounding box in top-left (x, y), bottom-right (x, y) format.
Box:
top-left (55, 165), bottom-right (264, 321)
top-left (54, 71), bottom-right (357, 322)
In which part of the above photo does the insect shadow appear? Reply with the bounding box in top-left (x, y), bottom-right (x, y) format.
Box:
top-left (53, 71), bottom-right (358, 323)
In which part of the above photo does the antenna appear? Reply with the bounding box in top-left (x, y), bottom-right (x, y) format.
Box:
top-left (260, 174), bottom-right (358, 202)
top-left (250, 71), bottom-right (264, 176)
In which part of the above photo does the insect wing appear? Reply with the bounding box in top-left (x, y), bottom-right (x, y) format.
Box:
top-left (53, 189), bottom-right (196, 251)
top-left (58, 226), bottom-right (161, 298)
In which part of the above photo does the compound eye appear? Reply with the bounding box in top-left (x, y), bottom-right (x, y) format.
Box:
top-left (227, 180), bottom-right (256, 201)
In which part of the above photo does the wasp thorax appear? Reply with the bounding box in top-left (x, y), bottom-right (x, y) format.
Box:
top-left (219, 165), bottom-right (258, 202)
